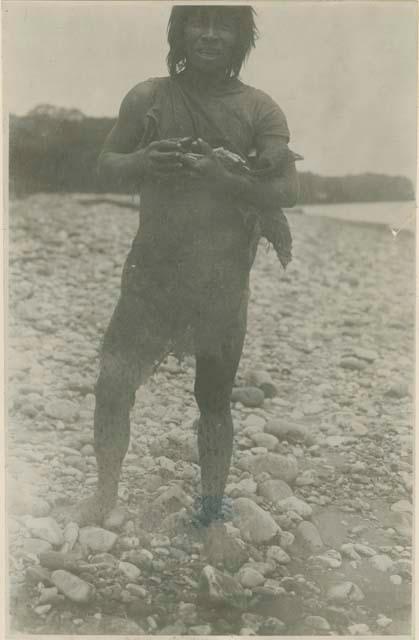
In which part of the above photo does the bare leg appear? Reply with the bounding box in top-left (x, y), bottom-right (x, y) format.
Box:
top-left (194, 298), bottom-right (248, 524)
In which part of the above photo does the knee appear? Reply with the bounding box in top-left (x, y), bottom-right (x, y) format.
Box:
top-left (194, 362), bottom-right (232, 414)
top-left (95, 353), bottom-right (136, 409)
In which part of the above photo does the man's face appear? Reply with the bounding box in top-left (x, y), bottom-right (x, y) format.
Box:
top-left (183, 9), bottom-right (239, 74)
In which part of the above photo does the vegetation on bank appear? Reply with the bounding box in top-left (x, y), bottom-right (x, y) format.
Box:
top-left (10, 108), bottom-right (415, 203)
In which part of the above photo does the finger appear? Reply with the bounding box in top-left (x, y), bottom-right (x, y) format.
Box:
top-left (180, 155), bottom-right (201, 170)
top-left (195, 138), bottom-right (213, 156)
top-left (150, 151), bottom-right (183, 164)
top-left (149, 140), bottom-right (182, 151)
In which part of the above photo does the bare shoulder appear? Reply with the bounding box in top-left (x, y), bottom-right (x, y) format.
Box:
top-left (119, 76), bottom-right (168, 121)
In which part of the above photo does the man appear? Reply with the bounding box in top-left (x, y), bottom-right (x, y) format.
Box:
top-left (71, 5), bottom-right (299, 527)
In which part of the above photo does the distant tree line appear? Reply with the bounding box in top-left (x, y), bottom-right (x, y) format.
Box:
top-left (9, 109), bottom-right (415, 203)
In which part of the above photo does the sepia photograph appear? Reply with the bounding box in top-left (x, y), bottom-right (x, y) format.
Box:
top-left (2, 0), bottom-right (416, 636)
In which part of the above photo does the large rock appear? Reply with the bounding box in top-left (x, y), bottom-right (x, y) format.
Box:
top-left (327, 581), bottom-right (364, 603)
top-left (231, 387), bottom-right (265, 408)
top-left (295, 521), bottom-right (324, 551)
top-left (237, 566), bottom-right (265, 588)
top-left (277, 496), bottom-right (312, 519)
top-left (264, 420), bottom-right (308, 443)
top-left (25, 517), bottom-right (64, 546)
top-left (266, 545), bottom-right (291, 564)
top-left (79, 526), bottom-right (118, 552)
top-left (258, 478), bottom-right (293, 503)
top-left (45, 399), bottom-right (79, 422)
top-left (251, 453), bottom-right (298, 484)
top-left (233, 498), bottom-right (279, 545)
top-left (51, 569), bottom-right (94, 603)
top-left (199, 565), bottom-right (247, 609)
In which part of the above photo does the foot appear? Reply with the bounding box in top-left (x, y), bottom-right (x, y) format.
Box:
top-left (57, 494), bottom-right (117, 527)
top-left (191, 496), bottom-right (233, 528)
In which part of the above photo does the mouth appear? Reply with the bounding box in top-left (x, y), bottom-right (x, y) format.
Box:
top-left (197, 49), bottom-right (222, 59)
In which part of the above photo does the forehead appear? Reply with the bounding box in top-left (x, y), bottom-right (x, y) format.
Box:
top-left (186, 7), bottom-right (239, 24)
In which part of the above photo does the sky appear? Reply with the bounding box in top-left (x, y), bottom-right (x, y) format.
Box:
top-left (3, 1), bottom-right (417, 181)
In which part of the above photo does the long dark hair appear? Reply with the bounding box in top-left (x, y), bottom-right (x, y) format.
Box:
top-left (167, 5), bottom-right (258, 78)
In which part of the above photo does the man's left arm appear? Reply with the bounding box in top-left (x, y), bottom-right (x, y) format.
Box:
top-left (182, 138), bottom-right (299, 209)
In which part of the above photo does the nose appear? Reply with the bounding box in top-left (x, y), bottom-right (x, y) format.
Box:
top-left (201, 17), bottom-right (219, 39)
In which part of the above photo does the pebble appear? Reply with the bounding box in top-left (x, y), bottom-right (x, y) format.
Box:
top-left (227, 477), bottom-right (257, 498)
top-left (126, 583), bottom-right (147, 598)
top-left (51, 569), bottom-right (94, 603)
top-left (295, 521), bottom-right (324, 551)
top-left (231, 387), bottom-right (265, 408)
top-left (237, 567), bottom-right (265, 588)
top-left (376, 615), bottom-right (393, 628)
top-left (118, 561), bottom-right (141, 582)
top-left (327, 581), bottom-right (365, 602)
top-left (389, 574), bottom-right (402, 585)
top-left (233, 498), bottom-right (279, 545)
top-left (340, 357), bottom-right (367, 371)
top-left (45, 399), bottom-right (79, 422)
top-left (279, 531), bottom-right (295, 548)
top-left (385, 382), bottom-right (410, 399)
top-left (199, 565), bottom-right (247, 609)
top-left (250, 432), bottom-right (278, 450)
top-left (304, 615), bottom-right (331, 631)
top-left (341, 543), bottom-right (361, 560)
top-left (369, 553), bottom-right (394, 572)
top-left (79, 526), bottom-right (118, 552)
top-left (353, 347), bottom-right (378, 362)
top-left (23, 538), bottom-right (53, 555)
top-left (295, 469), bottom-right (317, 486)
top-left (354, 543), bottom-right (376, 557)
top-left (258, 478), bottom-right (293, 502)
top-left (316, 549), bottom-right (342, 568)
top-left (348, 623), bottom-right (371, 635)
top-left (249, 453), bottom-right (298, 484)
top-left (266, 545), bottom-right (291, 564)
top-left (391, 499), bottom-right (412, 513)
top-left (121, 549), bottom-right (153, 571)
top-left (80, 444), bottom-right (95, 457)
top-left (245, 369), bottom-right (277, 398)
top-left (62, 522), bottom-right (79, 552)
top-left (264, 419), bottom-right (308, 443)
top-left (25, 517), bottom-right (64, 546)
top-left (277, 496), bottom-right (312, 518)
top-left (243, 414), bottom-right (266, 430)
top-left (189, 625), bottom-right (213, 635)
top-left (34, 604), bottom-right (52, 616)
top-left (260, 617), bottom-right (287, 634)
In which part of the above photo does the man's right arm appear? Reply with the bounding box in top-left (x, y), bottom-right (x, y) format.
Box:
top-left (97, 82), bottom-right (152, 190)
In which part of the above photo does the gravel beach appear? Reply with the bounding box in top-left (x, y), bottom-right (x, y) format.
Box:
top-left (7, 193), bottom-right (414, 635)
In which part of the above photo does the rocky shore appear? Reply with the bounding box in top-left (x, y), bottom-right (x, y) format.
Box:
top-left (7, 193), bottom-right (414, 635)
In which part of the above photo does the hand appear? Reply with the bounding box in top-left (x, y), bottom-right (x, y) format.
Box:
top-left (180, 138), bottom-right (227, 185)
top-left (137, 139), bottom-right (185, 179)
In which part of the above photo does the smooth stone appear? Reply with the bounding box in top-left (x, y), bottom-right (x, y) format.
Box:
top-left (339, 357), bottom-right (367, 371)
top-left (369, 554), bottom-right (394, 572)
top-left (250, 432), bottom-right (278, 450)
top-left (264, 419), bottom-right (308, 443)
top-left (189, 625), bottom-right (213, 635)
top-left (51, 569), bottom-right (94, 603)
top-left (34, 604), bottom-right (52, 616)
top-left (376, 615), bottom-right (392, 628)
top-left (233, 498), bottom-right (279, 545)
top-left (391, 499), bottom-right (412, 513)
top-left (240, 561), bottom-right (275, 577)
top-left (231, 387), bottom-right (265, 408)
top-left (341, 543), bottom-right (361, 560)
top-left (126, 583), bottom-right (147, 598)
top-left (266, 545), bottom-right (291, 564)
top-left (258, 478), bottom-right (293, 502)
top-left (79, 526), bottom-right (117, 552)
top-left (317, 550), bottom-right (342, 568)
top-left (353, 347), bottom-right (378, 362)
top-left (354, 543), bottom-right (376, 557)
top-left (348, 623), bottom-right (371, 635)
top-left (250, 453), bottom-right (298, 484)
top-left (199, 565), bottom-right (247, 609)
top-left (227, 478), bottom-right (257, 498)
top-left (25, 517), bottom-right (64, 546)
top-left (295, 469), bottom-right (317, 486)
top-left (295, 521), bottom-right (324, 551)
top-left (121, 549), bottom-right (153, 571)
top-left (243, 414), bottom-right (266, 430)
top-left (279, 531), bottom-right (295, 548)
top-left (118, 561), bottom-right (141, 582)
top-left (103, 507), bottom-right (126, 530)
top-left (45, 399), bottom-right (79, 421)
top-left (62, 522), bottom-right (79, 553)
top-left (390, 574), bottom-right (402, 585)
top-left (23, 538), bottom-right (53, 555)
top-left (241, 612), bottom-right (265, 633)
top-left (327, 581), bottom-right (365, 602)
top-left (384, 382), bottom-right (410, 399)
top-left (38, 586), bottom-right (59, 604)
top-left (259, 617), bottom-right (287, 634)
top-left (245, 369), bottom-right (277, 397)
top-left (304, 615), bottom-right (331, 631)
top-left (277, 496), bottom-right (312, 519)
top-left (237, 567), bottom-right (265, 588)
